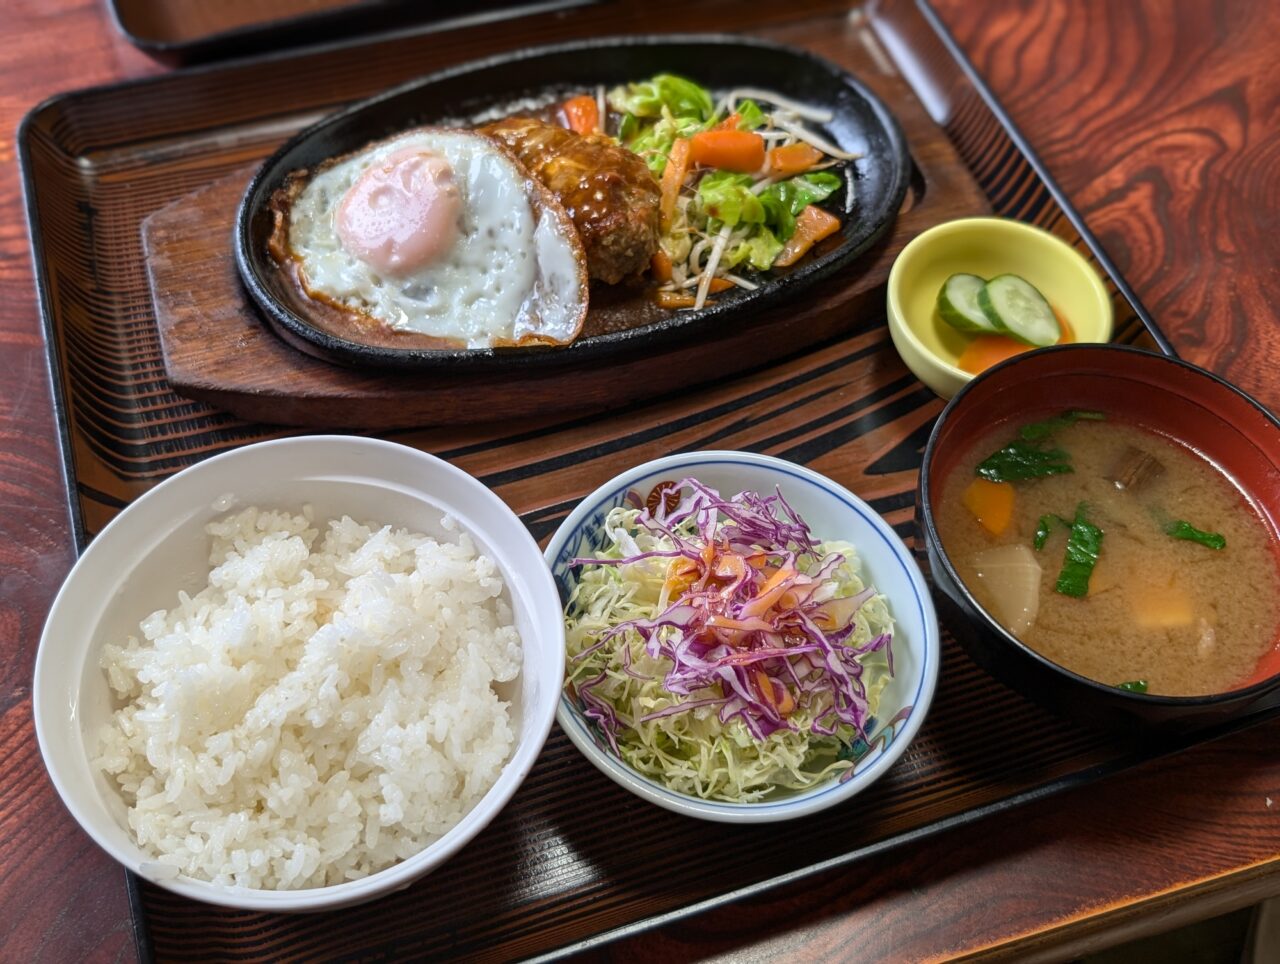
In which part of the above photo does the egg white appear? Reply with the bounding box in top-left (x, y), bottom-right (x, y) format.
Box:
top-left (287, 129), bottom-right (583, 348)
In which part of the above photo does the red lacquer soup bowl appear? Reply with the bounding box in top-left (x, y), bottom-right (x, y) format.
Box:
top-left (917, 344), bottom-right (1280, 730)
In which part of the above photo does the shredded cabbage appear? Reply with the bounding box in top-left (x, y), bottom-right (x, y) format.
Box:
top-left (564, 480), bottom-right (894, 803)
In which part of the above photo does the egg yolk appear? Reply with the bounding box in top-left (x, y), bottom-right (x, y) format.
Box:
top-left (335, 148), bottom-right (461, 276)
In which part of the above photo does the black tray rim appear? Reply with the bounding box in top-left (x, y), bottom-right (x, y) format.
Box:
top-left (14, 2), bottom-right (1214, 961)
top-left (233, 32), bottom-right (912, 373)
top-left (528, 704), bottom-right (1273, 962)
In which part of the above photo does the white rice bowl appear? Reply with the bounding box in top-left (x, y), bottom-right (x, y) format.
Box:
top-left (33, 436), bottom-right (563, 912)
top-left (96, 506), bottom-right (520, 890)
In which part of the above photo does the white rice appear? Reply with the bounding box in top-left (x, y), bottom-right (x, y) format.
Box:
top-left (95, 506), bottom-right (520, 890)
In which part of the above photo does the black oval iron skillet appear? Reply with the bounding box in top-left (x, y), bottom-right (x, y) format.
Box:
top-left (236, 34), bottom-right (912, 372)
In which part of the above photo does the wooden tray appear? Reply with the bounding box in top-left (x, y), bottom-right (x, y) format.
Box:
top-left (19, 0), bottom-right (1233, 960)
top-left (142, 53), bottom-right (979, 428)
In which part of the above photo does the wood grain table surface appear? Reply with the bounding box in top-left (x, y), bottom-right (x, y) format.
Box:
top-left (1, 0), bottom-right (1277, 961)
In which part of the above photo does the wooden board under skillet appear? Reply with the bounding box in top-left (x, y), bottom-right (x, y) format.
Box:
top-left (143, 34), bottom-right (971, 427)
top-left (18, 0), bottom-right (1264, 960)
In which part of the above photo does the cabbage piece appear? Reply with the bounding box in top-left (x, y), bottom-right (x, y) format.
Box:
top-left (628, 108), bottom-right (708, 175)
top-left (725, 228), bottom-right (783, 271)
top-left (697, 172), bottom-right (764, 227)
top-left (759, 173), bottom-right (842, 240)
top-left (697, 172), bottom-right (843, 260)
top-left (609, 75), bottom-right (717, 175)
top-left (607, 73), bottom-right (714, 122)
top-left (734, 98), bottom-right (765, 130)
top-left (757, 190), bottom-right (796, 242)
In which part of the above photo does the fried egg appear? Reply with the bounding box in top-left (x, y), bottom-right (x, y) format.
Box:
top-left (274, 128), bottom-right (587, 349)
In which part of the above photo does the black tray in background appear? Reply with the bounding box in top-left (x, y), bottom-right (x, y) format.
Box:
top-left (108, 0), bottom-right (597, 63)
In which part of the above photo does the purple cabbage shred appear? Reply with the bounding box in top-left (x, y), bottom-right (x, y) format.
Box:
top-left (571, 479), bottom-right (893, 746)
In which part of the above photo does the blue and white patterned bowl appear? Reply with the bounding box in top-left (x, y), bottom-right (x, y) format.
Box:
top-left (546, 451), bottom-right (940, 823)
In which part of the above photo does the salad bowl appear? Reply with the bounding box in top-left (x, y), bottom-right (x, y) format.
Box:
top-left (546, 450), bottom-right (940, 823)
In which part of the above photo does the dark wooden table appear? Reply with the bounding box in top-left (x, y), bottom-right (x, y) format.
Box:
top-left (2, 1), bottom-right (1278, 960)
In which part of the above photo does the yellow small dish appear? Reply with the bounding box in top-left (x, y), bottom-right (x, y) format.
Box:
top-left (886, 217), bottom-right (1114, 398)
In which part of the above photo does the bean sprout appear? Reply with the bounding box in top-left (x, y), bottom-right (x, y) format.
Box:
top-left (724, 88), bottom-right (835, 123)
top-left (770, 115), bottom-right (863, 161)
top-left (694, 224), bottom-right (733, 310)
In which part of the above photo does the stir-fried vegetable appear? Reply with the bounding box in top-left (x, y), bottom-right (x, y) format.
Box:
top-left (769, 142), bottom-right (824, 177)
top-left (601, 73), bottom-right (859, 309)
top-left (774, 205), bottom-right (841, 267)
top-left (564, 479), bottom-right (895, 802)
top-left (659, 137), bottom-right (692, 231)
top-left (609, 73), bottom-right (715, 126)
top-left (689, 129), bottom-right (766, 173)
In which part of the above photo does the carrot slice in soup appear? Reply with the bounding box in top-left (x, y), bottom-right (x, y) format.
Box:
top-left (962, 477), bottom-right (1015, 536)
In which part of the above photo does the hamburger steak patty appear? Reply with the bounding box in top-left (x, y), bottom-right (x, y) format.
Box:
top-left (480, 117), bottom-right (661, 285)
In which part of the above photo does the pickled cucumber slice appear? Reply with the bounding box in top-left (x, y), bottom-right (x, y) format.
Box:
top-left (937, 273), bottom-right (996, 333)
top-left (977, 274), bottom-right (1060, 347)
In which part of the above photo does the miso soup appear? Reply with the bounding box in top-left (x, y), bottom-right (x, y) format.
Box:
top-left (936, 410), bottom-right (1280, 696)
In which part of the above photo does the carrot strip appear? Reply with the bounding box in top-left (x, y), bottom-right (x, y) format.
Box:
top-left (713, 113), bottom-right (742, 131)
top-left (660, 137), bottom-right (691, 231)
top-left (754, 669), bottom-right (778, 710)
top-left (561, 95), bottom-right (599, 134)
top-left (768, 143), bottom-right (823, 177)
top-left (688, 129), bottom-right (766, 173)
top-left (654, 279), bottom-right (732, 308)
top-left (773, 206), bottom-right (841, 267)
top-left (650, 250), bottom-right (673, 283)
top-left (656, 290), bottom-right (712, 309)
